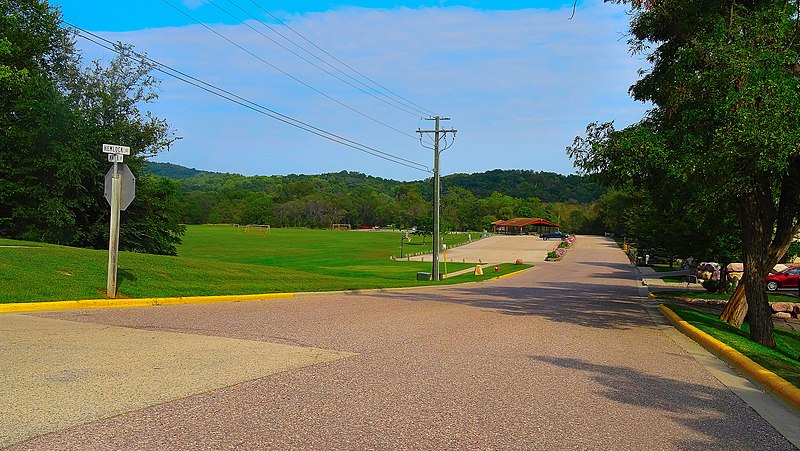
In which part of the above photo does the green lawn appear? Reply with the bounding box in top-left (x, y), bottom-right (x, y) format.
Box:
top-left (649, 263), bottom-right (681, 273)
top-left (654, 290), bottom-right (798, 304)
top-left (0, 226), bottom-right (529, 303)
top-left (666, 304), bottom-right (800, 388)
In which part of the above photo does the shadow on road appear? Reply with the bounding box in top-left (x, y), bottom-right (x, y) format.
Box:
top-left (529, 355), bottom-right (793, 450)
top-left (376, 279), bottom-right (648, 331)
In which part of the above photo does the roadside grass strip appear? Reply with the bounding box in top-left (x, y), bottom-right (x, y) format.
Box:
top-left (659, 304), bottom-right (800, 411)
top-left (655, 290), bottom-right (799, 304)
top-left (1, 227), bottom-right (526, 303)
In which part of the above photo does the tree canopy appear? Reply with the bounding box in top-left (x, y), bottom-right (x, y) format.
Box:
top-left (569, 0), bottom-right (800, 347)
top-left (0, 0), bottom-right (184, 254)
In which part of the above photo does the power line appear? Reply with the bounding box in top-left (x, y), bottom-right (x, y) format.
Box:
top-left (220, 0), bottom-right (433, 118)
top-left (64, 23), bottom-right (431, 174)
top-left (161, 0), bottom-right (418, 140)
top-left (213, 0), bottom-right (423, 117)
top-left (244, 0), bottom-right (438, 118)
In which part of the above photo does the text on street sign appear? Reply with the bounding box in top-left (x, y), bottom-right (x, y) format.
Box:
top-left (102, 144), bottom-right (131, 155)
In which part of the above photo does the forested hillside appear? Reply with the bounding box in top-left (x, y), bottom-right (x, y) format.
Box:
top-left (144, 162), bottom-right (607, 232)
top-left (145, 162), bottom-right (604, 203)
top-left (145, 162), bottom-right (214, 179)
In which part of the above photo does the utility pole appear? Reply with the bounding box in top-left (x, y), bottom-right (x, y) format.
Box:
top-left (417, 116), bottom-right (457, 281)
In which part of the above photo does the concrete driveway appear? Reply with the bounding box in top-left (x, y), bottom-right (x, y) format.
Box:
top-left (407, 234), bottom-right (557, 264)
top-left (2, 236), bottom-right (797, 449)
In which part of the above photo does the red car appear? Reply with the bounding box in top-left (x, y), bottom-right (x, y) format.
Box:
top-left (764, 266), bottom-right (800, 291)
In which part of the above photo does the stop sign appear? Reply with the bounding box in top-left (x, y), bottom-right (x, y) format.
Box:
top-left (104, 164), bottom-right (136, 211)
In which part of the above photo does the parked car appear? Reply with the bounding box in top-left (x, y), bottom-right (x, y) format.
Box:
top-left (540, 231), bottom-right (568, 240)
top-left (764, 266), bottom-right (800, 291)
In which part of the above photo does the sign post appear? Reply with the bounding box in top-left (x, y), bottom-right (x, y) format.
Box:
top-left (102, 144), bottom-right (131, 298)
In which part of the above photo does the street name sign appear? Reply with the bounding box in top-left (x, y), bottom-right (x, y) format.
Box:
top-left (102, 144), bottom-right (131, 155)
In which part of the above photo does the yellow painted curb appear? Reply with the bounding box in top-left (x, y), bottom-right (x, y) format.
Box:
top-left (0, 292), bottom-right (295, 314)
top-left (493, 268), bottom-right (529, 280)
top-left (659, 304), bottom-right (800, 412)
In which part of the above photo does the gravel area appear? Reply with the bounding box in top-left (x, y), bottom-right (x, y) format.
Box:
top-left (6, 236), bottom-right (796, 449)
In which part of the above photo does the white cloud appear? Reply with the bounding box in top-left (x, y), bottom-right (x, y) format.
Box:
top-left (79, 2), bottom-right (649, 180)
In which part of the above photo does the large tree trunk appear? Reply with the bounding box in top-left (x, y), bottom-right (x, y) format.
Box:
top-left (736, 187), bottom-right (776, 347)
top-left (719, 282), bottom-right (747, 326)
top-left (725, 160), bottom-right (800, 343)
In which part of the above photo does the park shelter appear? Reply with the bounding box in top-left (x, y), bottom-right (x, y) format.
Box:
top-left (491, 218), bottom-right (560, 235)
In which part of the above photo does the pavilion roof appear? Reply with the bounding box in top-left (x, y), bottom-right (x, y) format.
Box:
top-left (492, 218), bottom-right (560, 228)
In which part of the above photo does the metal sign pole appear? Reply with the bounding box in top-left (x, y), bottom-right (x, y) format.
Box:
top-left (102, 144), bottom-right (132, 299)
top-left (107, 158), bottom-right (121, 298)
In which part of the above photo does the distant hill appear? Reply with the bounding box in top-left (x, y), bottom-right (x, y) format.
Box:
top-left (438, 169), bottom-right (605, 204)
top-left (146, 162), bottom-right (605, 204)
top-left (144, 162), bottom-right (214, 179)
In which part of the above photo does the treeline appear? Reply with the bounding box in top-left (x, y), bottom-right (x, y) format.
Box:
top-left (1, 2), bottom-right (184, 255)
top-left (146, 163), bottom-right (609, 233)
top-left (147, 163), bottom-right (605, 204)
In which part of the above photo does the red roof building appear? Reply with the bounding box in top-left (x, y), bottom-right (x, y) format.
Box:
top-left (490, 218), bottom-right (560, 235)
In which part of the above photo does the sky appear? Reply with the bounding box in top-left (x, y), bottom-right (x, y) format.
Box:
top-left (53, 0), bottom-right (650, 181)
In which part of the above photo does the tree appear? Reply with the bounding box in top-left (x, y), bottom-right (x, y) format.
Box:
top-left (0, 1), bottom-right (184, 255)
top-left (442, 186), bottom-right (477, 231)
top-left (569, 1), bottom-right (800, 347)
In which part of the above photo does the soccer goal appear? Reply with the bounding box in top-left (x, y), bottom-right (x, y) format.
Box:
top-left (244, 224), bottom-right (271, 235)
top-left (331, 223), bottom-right (351, 231)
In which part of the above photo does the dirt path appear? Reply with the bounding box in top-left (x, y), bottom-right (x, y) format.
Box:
top-left (5, 236), bottom-right (795, 449)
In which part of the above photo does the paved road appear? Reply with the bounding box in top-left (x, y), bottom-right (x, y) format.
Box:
top-left (3, 236), bottom-right (796, 449)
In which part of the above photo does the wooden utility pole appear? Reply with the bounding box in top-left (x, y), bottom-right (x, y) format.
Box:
top-left (417, 117), bottom-right (457, 281)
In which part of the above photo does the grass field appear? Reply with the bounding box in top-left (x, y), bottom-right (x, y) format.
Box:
top-left (667, 304), bottom-right (800, 388)
top-left (654, 290), bottom-right (799, 304)
top-left (0, 225), bottom-right (529, 303)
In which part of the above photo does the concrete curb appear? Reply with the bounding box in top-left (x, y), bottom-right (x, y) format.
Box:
top-left (0, 293), bottom-right (295, 314)
top-left (659, 304), bottom-right (800, 412)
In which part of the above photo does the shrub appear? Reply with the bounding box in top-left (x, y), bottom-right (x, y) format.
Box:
top-left (702, 280), bottom-right (720, 292)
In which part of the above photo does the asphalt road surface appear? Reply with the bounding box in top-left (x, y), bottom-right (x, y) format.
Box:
top-left (2, 236), bottom-right (796, 449)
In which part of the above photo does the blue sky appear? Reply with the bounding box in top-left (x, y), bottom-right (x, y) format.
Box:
top-left (53, 0), bottom-right (648, 181)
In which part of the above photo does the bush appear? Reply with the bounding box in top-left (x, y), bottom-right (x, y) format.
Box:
top-left (702, 279), bottom-right (720, 292)
top-left (547, 251), bottom-right (558, 259)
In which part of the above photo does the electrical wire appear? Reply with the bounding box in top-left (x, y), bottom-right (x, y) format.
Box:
top-left (161, 0), bottom-right (418, 140)
top-left (64, 23), bottom-right (431, 174)
top-left (216, 0), bottom-right (426, 118)
top-left (243, 0), bottom-right (438, 118)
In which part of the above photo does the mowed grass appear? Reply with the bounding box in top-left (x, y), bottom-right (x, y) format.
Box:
top-left (654, 290), bottom-right (799, 304)
top-left (1, 226), bottom-right (529, 303)
top-left (666, 304), bottom-right (800, 388)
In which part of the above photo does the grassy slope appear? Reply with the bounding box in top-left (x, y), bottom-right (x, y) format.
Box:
top-left (1, 226), bottom-right (528, 303)
top-left (667, 304), bottom-right (800, 387)
top-left (655, 290), bottom-right (798, 303)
